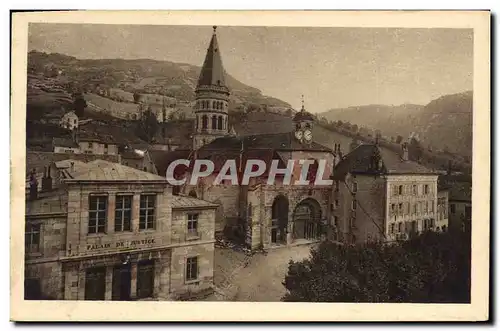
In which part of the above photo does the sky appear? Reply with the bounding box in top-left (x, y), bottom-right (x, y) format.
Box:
top-left (28, 23), bottom-right (473, 112)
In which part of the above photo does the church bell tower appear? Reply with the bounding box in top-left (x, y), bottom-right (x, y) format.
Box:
top-left (193, 26), bottom-right (230, 150)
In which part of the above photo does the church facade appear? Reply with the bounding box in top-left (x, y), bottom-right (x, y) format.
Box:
top-left (155, 26), bottom-right (338, 250)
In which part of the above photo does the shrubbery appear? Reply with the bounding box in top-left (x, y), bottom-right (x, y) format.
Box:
top-left (282, 230), bottom-right (471, 303)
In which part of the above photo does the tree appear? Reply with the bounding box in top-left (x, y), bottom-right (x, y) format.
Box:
top-left (282, 230), bottom-right (471, 303)
top-left (337, 120), bottom-right (343, 127)
top-left (396, 135), bottom-right (403, 144)
top-left (73, 92), bottom-right (87, 117)
top-left (136, 107), bottom-right (159, 143)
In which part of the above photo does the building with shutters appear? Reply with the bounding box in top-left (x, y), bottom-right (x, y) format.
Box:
top-left (25, 159), bottom-right (218, 301)
top-left (331, 139), bottom-right (448, 244)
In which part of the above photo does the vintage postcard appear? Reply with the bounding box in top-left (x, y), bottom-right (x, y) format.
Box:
top-left (10, 10), bottom-right (490, 321)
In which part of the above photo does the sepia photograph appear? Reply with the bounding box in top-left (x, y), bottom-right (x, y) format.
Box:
top-left (10, 10), bottom-right (490, 321)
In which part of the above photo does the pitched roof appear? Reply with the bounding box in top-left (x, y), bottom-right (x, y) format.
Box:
top-left (196, 27), bottom-right (228, 90)
top-left (171, 195), bottom-right (218, 209)
top-left (26, 151), bottom-right (120, 177)
top-left (149, 149), bottom-right (192, 177)
top-left (333, 144), bottom-right (436, 179)
top-left (65, 160), bottom-right (166, 182)
top-left (439, 175), bottom-right (472, 202)
top-left (53, 137), bottom-right (78, 148)
top-left (199, 132), bottom-right (332, 153)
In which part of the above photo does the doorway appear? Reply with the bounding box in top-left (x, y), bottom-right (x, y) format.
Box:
top-left (293, 198), bottom-right (322, 241)
top-left (112, 264), bottom-right (132, 301)
top-left (84, 266), bottom-right (106, 301)
top-left (271, 195), bottom-right (289, 245)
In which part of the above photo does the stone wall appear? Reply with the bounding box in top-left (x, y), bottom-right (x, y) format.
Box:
top-left (169, 242), bottom-right (215, 298)
top-left (171, 209), bottom-right (216, 244)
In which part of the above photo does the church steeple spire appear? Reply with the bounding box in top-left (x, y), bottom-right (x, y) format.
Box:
top-left (196, 25), bottom-right (229, 92)
top-left (193, 26), bottom-right (231, 150)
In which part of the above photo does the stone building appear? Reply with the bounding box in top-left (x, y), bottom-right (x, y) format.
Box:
top-left (25, 159), bottom-right (218, 301)
top-left (192, 26), bottom-right (230, 150)
top-left (60, 111), bottom-right (79, 131)
top-left (439, 175), bottom-right (471, 232)
top-left (331, 141), bottom-right (447, 244)
top-left (149, 26), bottom-right (337, 250)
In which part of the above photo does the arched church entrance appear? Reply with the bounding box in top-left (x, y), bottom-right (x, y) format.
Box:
top-left (271, 195), bottom-right (289, 245)
top-left (292, 198), bottom-right (322, 241)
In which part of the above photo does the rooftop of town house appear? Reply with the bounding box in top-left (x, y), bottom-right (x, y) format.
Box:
top-left (120, 149), bottom-right (146, 160)
top-left (171, 194), bottom-right (219, 209)
top-left (332, 143), bottom-right (437, 180)
top-left (197, 132), bottom-right (332, 153)
top-left (52, 137), bottom-right (79, 148)
top-left (26, 151), bottom-right (120, 177)
top-left (63, 159), bottom-right (166, 182)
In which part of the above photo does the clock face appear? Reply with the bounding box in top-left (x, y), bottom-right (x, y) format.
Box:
top-left (295, 130), bottom-right (303, 140)
top-left (304, 130), bottom-right (312, 142)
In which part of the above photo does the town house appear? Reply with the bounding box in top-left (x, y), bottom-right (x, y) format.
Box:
top-left (25, 159), bottom-right (217, 301)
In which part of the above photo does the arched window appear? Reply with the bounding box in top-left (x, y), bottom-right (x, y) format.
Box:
top-left (217, 116), bottom-right (223, 130)
top-left (211, 115), bottom-right (217, 130)
top-left (202, 115), bottom-right (208, 129)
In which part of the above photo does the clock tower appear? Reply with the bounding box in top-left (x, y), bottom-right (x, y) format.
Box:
top-left (293, 95), bottom-right (315, 144)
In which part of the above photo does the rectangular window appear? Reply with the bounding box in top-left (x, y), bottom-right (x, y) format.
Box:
top-left (139, 194), bottom-right (156, 230)
top-left (25, 223), bottom-right (41, 254)
top-left (412, 185), bottom-right (417, 195)
top-left (424, 201), bottom-right (428, 213)
top-left (391, 203), bottom-right (396, 215)
top-left (430, 202), bottom-right (434, 213)
top-left (352, 182), bottom-right (358, 193)
top-left (187, 213), bottom-right (199, 237)
top-left (398, 222), bottom-right (403, 233)
top-left (398, 185), bottom-right (403, 195)
top-left (332, 216), bottom-right (338, 227)
top-left (88, 195), bottom-right (107, 234)
top-left (186, 256), bottom-right (199, 282)
top-left (351, 200), bottom-right (357, 211)
top-left (137, 261), bottom-right (154, 299)
top-left (334, 200), bottom-right (339, 209)
top-left (398, 203), bottom-right (403, 215)
top-left (424, 184), bottom-right (429, 195)
top-left (115, 195), bottom-right (132, 232)
top-left (390, 223), bottom-right (395, 234)
top-left (392, 185), bottom-right (398, 196)
top-left (450, 204), bottom-right (456, 214)
top-left (88, 142), bottom-right (93, 148)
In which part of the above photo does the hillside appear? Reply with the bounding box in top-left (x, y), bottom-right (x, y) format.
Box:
top-left (320, 91), bottom-right (473, 158)
top-left (27, 50), bottom-right (291, 120)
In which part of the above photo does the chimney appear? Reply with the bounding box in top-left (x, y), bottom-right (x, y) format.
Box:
top-left (401, 142), bottom-right (409, 161)
top-left (29, 170), bottom-right (38, 200)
